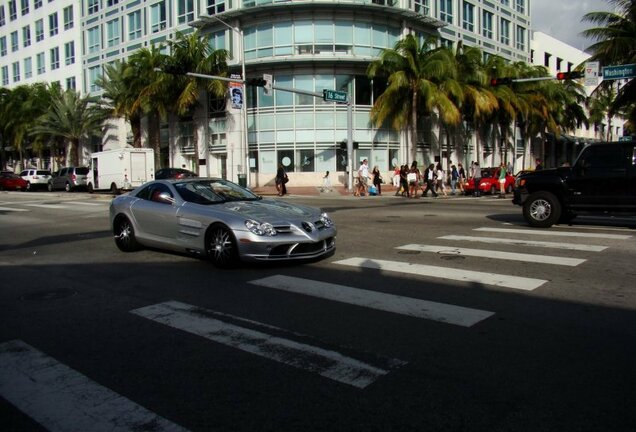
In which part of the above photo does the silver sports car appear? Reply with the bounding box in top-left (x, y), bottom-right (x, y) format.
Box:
top-left (109, 178), bottom-right (336, 267)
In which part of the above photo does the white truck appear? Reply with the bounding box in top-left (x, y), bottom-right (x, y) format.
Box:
top-left (88, 148), bottom-right (155, 194)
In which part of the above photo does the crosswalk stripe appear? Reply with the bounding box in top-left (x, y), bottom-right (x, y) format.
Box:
top-left (0, 206), bottom-right (28, 212)
top-left (475, 227), bottom-right (631, 240)
top-left (67, 201), bottom-right (105, 206)
top-left (439, 235), bottom-right (607, 252)
top-left (131, 301), bottom-right (402, 389)
top-left (25, 204), bottom-right (69, 209)
top-left (0, 340), bottom-right (189, 432)
top-left (249, 275), bottom-right (494, 327)
top-left (333, 257), bottom-right (547, 291)
top-left (396, 244), bottom-right (585, 266)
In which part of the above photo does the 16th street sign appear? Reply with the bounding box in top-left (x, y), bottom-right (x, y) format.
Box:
top-left (323, 89), bottom-right (348, 103)
top-left (602, 64), bottom-right (636, 80)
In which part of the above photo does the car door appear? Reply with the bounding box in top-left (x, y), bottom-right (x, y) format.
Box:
top-left (53, 168), bottom-right (67, 190)
top-left (568, 144), bottom-right (626, 209)
top-left (129, 183), bottom-right (178, 242)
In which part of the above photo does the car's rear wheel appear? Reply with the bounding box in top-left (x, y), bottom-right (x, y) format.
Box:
top-left (490, 185), bottom-right (497, 195)
top-left (64, 182), bottom-right (71, 192)
top-left (114, 216), bottom-right (140, 252)
top-left (207, 224), bottom-right (239, 268)
top-left (47, 182), bottom-right (53, 192)
top-left (26, 182), bottom-right (32, 191)
top-left (523, 191), bottom-right (562, 228)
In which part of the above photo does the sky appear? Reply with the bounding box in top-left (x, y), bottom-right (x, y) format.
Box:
top-left (531, 0), bottom-right (612, 52)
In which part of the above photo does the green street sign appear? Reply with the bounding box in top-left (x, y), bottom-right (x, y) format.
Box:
top-left (323, 89), bottom-right (348, 103)
top-left (602, 64), bottom-right (636, 80)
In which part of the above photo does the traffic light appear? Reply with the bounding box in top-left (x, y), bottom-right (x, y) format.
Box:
top-left (556, 71), bottom-right (584, 80)
top-left (490, 77), bottom-right (513, 86)
top-left (247, 77), bottom-right (267, 87)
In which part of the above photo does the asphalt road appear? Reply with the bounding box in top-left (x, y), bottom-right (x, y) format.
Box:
top-left (1, 191), bottom-right (635, 432)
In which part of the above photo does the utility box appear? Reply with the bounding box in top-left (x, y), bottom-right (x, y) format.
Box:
top-left (88, 148), bottom-right (155, 194)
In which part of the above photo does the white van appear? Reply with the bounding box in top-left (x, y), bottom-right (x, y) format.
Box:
top-left (88, 148), bottom-right (155, 194)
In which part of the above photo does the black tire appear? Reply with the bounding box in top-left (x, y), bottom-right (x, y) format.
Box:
top-left (489, 185), bottom-right (497, 195)
top-left (26, 182), bottom-right (32, 191)
top-left (113, 216), bottom-right (141, 252)
top-left (206, 224), bottom-right (239, 268)
top-left (523, 191), bottom-right (562, 228)
top-left (64, 182), bottom-right (71, 192)
top-left (506, 184), bottom-right (513, 193)
top-left (47, 182), bottom-right (53, 192)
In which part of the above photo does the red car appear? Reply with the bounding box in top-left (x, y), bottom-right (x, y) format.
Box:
top-left (464, 167), bottom-right (515, 195)
top-left (0, 172), bottom-right (29, 191)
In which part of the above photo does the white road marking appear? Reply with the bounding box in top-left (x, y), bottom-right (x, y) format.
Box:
top-left (25, 204), bottom-right (69, 209)
top-left (396, 244), bottom-right (585, 266)
top-left (0, 206), bottom-right (28, 212)
top-left (131, 301), bottom-right (402, 389)
top-left (0, 339), bottom-right (189, 432)
top-left (67, 201), bottom-right (106, 206)
top-left (438, 235), bottom-right (607, 252)
top-left (249, 275), bottom-right (494, 327)
top-left (475, 227), bottom-right (631, 240)
top-left (333, 257), bottom-right (547, 291)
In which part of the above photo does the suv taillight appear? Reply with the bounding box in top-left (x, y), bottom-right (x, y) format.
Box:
top-left (71, 174), bottom-right (76, 182)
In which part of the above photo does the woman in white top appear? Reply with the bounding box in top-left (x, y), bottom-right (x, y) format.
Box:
top-left (436, 163), bottom-right (447, 197)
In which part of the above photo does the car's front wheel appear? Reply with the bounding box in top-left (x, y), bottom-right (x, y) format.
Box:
top-left (113, 216), bottom-right (141, 252)
top-left (206, 224), bottom-right (239, 268)
top-left (523, 191), bottom-right (562, 228)
top-left (64, 182), bottom-right (71, 192)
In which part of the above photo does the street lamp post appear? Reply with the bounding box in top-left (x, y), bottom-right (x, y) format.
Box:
top-left (208, 15), bottom-right (249, 187)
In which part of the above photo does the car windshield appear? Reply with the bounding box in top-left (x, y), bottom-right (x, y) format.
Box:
top-left (175, 179), bottom-right (260, 204)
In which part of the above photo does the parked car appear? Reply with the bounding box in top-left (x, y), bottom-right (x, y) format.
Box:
top-left (48, 166), bottom-right (89, 191)
top-left (20, 169), bottom-right (51, 191)
top-left (155, 168), bottom-right (198, 179)
top-left (464, 167), bottom-right (516, 195)
top-left (0, 172), bottom-right (28, 191)
top-left (110, 178), bottom-right (337, 267)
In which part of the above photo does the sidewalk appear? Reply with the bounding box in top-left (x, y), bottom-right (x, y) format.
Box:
top-left (249, 184), bottom-right (470, 198)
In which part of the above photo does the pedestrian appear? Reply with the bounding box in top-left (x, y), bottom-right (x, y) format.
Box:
top-left (371, 165), bottom-right (383, 196)
top-left (321, 170), bottom-right (332, 192)
top-left (450, 164), bottom-right (459, 195)
top-left (535, 159), bottom-right (543, 170)
top-left (357, 159), bottom-right (369, 196)
top-left (473, 161), bottom-right (482, 197)
top-left (399, 164), bottom-right (409, 197)
top-left (422, 163), bottom-right (438, 197)
top-left (392, 165), bottom-right (401, 188)
top-left (457, 162), bottom-right (466, 193)
top-left (275, 163), bottom-right (288, 196)
top-left (435, 162), bottom-right (447, 197)
top-left (407, 161), bottom-right (420, 198)
top-left (498, 162), bottom-right (507, 198)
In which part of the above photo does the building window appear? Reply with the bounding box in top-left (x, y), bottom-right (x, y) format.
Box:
top-left (0, 6), bottom-right (5, 26)
top-left (439, 0), bottom-right (453, 24)
top-left (516, 25), bottom-right (525, 50)
top-left (106, 18), bottom-right (120, 47)
top-left (63, 5), bottom-right (73, 30)
top-left (64, 41), bottom-right (74, 65)
top-left (34, 0), bottom-right (41, 9)
top-left (177, 0), bottom-right (194, 24)
top-left (50, 46), bottom-right (59, 69)
top-left (88, 65), bottom-right (101, 92)
top-left (500, 18), bottom-right (510, 45)
top-left (10, 31), bottom-right (18, 52)
top-left (128, 10), bottom-right (142, 40)
top-left (66, 76), bottom-right (76, 90)
top-left (515, 0), bottom-right (524, 14)
top-left (8, 0), bottom-right (17, 21)
top-left (88, 0), bottom-right (99, 14)
top-left (414, 0), bottom-right (429, 15)
top-left (1, 66), bottom-right (8, 85)
top-left (35, 19), bottom-right (43, 41)
top-left (150, 2), bottom-right (166, 33)
top-left (49, 12), bottom-right (58, 36)
top-left (462, 2), bottom-right (474, 32)
top-left (544, 52), bottom-right (551, 67)
top-left (107, 0), bottom-right (119, 6)
top-left (12, 61), bottom-right (20, 82)
top-left (0, 36), bottom-right (6, 56)
top-left (501, 0), bottom-right (509, 5)
top-left (87, 26), bottom-right (100, 53)
top-left (20, 0), bottom-right (28, 15)
top-left (24, 57), bottom-right (32, 78)
top-left (482, 11), bottom-right (493, 39)
top-left (36, 51), bottom-right (45, 74)
top-left (22, 25), bottom-right (30, 47)
top-left (207, 0), bottom-right (226, 15)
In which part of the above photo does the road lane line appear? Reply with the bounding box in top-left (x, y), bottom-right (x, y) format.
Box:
top-left (0, 206), bottom-right (28, 212)
top-left (0, 340), bottom-right (189, 432)
top-left (475, 227), bottom-right (631, 240)
top-left (131, 301), bottom-right (402, 389)
top-left (396, 244), bottom-right (585, 266)
top-left (67, 201), bottom-right (106, 206)
top-left (438, 235), bottom-right (607, 252)
top-left (333, 257), bottom-right (547, 291)
top-left (249, 275), bottom-right (494, 327)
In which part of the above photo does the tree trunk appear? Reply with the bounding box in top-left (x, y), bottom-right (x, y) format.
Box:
top-left (410, 93), bottom-right (418, 163)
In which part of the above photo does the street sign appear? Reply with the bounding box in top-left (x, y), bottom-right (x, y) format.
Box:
top-left (602, 64), bottom-right (636, 80)
top-left (585, 61), bottom-right (599, 86)
top-left (323, 89), bottom-right (348, 103)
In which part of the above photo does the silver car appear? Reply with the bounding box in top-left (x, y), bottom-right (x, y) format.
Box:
top-left (109, 178), bottom-right (337, 267)
top-left (48, 166), bottom-right (89, 191)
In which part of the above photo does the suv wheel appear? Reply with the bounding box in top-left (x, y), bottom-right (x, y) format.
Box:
top-left (65, 182), bottom-right (71, 192)
top-left (523, 191), bottom-right (562, 228)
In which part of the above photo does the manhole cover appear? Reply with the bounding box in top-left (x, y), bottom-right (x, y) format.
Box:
top-left (21, 289), bottom-right (77, 301)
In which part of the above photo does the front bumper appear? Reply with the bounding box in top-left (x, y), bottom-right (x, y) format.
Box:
top-left (512, 188), bottom-right (528, 206)
top-left (236, 227), bottom-right (337, 262)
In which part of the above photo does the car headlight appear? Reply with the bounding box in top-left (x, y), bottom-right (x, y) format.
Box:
top-left (320, 212), bottom-right (334, 228)
top-left (245, 220), bottom-right (277, 236)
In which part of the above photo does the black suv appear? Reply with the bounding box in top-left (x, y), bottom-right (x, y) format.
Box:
top-left (513, 141), bottom-right (636, 227)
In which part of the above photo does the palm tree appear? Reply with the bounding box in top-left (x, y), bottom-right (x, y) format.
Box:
top-left (31, 90), bottom-right (108, 166)
top-left (367, 34), bottom-right (461, 164)
top-left (588, 82), bottom-right (617, 140)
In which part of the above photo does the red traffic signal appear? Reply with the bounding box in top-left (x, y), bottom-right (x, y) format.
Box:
top-left (490, 77), bottom-right (513, 86)
top-left (556, 71), bottom-right (584, 80)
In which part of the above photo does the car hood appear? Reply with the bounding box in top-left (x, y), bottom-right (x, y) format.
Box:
top-left (219, 199), bottom-right (322, 222)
